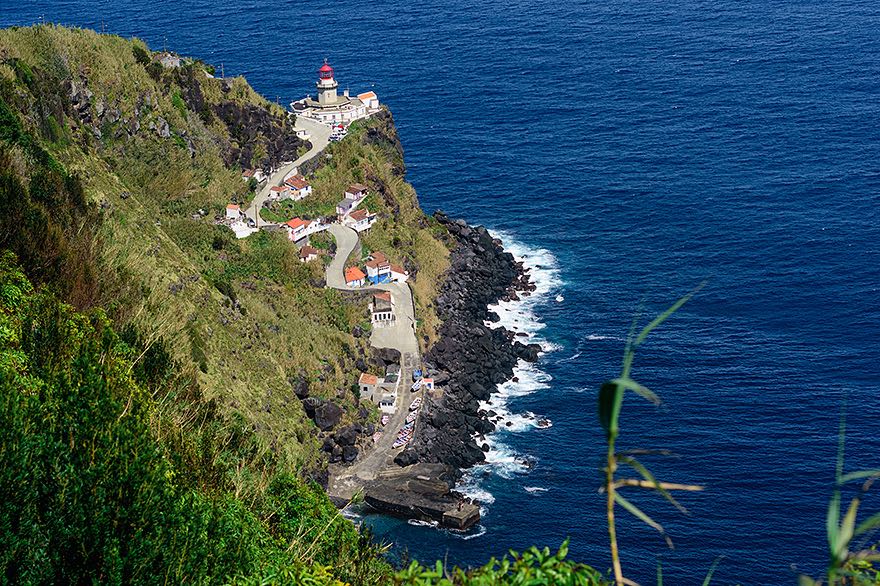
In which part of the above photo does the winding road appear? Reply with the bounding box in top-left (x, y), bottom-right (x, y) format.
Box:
top-left (244, 116), bottom-right (331, 224)
top-left (324, 224), bottom-right (422, 500)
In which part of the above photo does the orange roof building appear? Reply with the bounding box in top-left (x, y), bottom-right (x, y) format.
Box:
top-left (359, 372), bottom-right (378, 386)
top-left (345, 266), bottom-right (366, 285)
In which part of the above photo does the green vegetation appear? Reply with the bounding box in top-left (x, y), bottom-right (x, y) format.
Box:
top-left (598, 287), bottom-right (705, 583)
top-left (0, 24), bottom-right (876, 586)
top-left (0, 251), bottom-right (390, 584)
top-left (798, 411), bottom-right (880, 586)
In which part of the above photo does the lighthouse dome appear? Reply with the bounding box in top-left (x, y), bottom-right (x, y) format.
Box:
top-left (318, 61), bottom-right (334, 79)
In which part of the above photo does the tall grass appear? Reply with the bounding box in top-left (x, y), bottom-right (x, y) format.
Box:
top-left (799, 409), bottom-right (880, 586)
top-left (598, 285), bottom-right (705, 585)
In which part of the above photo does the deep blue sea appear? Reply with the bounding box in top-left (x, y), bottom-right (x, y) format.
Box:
top-left (4, 2), bottom-right (879, 583)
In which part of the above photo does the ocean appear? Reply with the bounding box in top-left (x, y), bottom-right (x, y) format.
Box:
top-left (3, 1), bottom-right (879, 583)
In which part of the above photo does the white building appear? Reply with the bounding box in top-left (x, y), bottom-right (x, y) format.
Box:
top-left (370, 292), bottom-right (395, 326)
top-left (268, 185), bottom-right (290, 200)
top-left (345, 209), bottom-right (376, 232)
top-left (336, 197), bottom-right (359, 217)
top-left (284, 175), bottom-right (312, 200)
top-left (345, 183), bottom-right (368, 200)
top-left (390, 263), bottom-right (409, 283)
top-left (225, 204), bottom-right (241, 219)
top-left (290, 60), bottom-right (381, 127)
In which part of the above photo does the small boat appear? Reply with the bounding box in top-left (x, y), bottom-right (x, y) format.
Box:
top-left (555, 295), bottom-right (564, 303)
top-left (405, 412), bottom-right (418, 424)
top-left (411, 380), bottom-right (422, 392)
top-left (380, 415), bottom-right (390, 426)
top-left (372, 432), bottom-right (383, 443)
top-left (409, 397), bottom-right (422, 411)
top-left (392, 438), bottom-right (408, 449)
top-left (412, 369), bottom-right (422, 381)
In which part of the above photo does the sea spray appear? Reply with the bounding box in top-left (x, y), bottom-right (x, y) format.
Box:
top-left (455, 231), bottom-right (563, 510)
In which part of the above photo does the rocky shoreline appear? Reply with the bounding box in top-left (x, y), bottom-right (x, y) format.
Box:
top-left (394, 211), bottom-right (540, 476)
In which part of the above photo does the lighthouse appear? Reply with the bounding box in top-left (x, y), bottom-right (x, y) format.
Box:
top-left (316, 60), bottom-right (339, 106)
top-left (291, 59), bottom-right (381, 127)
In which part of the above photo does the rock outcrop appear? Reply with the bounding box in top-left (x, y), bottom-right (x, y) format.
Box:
top-left (363, 463), bottom-right (480, 530)
top-left (405, 212), bottom-right (539, 474)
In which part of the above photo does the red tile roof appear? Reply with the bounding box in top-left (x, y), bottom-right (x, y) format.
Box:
top-left (285, 218), bottom-right (309, 231)
top-left (345, 266), bottom-right (366, 282)
top-left (300, 245), bottom-right (319, 258)
top-left (373, 292), bottom-right (391, 303)
top-left (365, 258), bottom-right (391, 270)
top-left (270, 185), bottom-right (288, 192)
top-left (346, 183), bottom-right (368, 194)
top-left (359, 372), bottom-right (378, 385)
top-left (285, 175), bottom-right (310, 190)
top-left (370, 251), bottom-right (388, 262)
top-left (242, 169), bottom-right (254, 177)
top-left (226, 204), bottom-right (240, 210)
top-left (357, 91), bottom-right (377, 100)
top-left (390, 263), bottom-right (407, 275)
top-left (349, 209), bottom-right (369, 221)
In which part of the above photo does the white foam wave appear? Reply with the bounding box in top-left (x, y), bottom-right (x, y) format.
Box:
top-left (454, 230), bottom-right (561, 513)
top-left (408, 519), bottom-right (439, 528)
top-left (524, 486), bottom-right (549, 494)
top-left (586, 334), bottom-right (616, 341)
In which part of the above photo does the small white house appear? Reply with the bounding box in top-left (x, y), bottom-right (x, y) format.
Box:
top-left (359, 372), bottom-right (379, 402)
top-left (285, 217), bottom-right (311, 241)
top-left (284, 175), bottom-right (312, 201)
top-left (357, 91), bottom-right (380, 111)
top-left (345, 183), bottom-right (368, 201)
top-left (269, 185), bottom-right (290, 200)
top-left (345, 266), bottom-right (366, 288)
top-left (345, 208), bottom-right (376, 232)
top-left (295, 128), bottom-right (311, 141)
top-left (370, 292), bottom-right (395, 326)
top-left (421, 378), bottom-right (435, 391)
top-left (390, 263), bottom-right (409, 283)
top-left (299, 245), bottom-right (319, 263)
top-left (336, 197), bottom-right (358, 217)
top-left (225, 204), bottom-right (241, 220)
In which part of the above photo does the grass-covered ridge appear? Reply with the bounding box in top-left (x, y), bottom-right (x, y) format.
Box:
top-left (0, 23), bottom-right (450, 475)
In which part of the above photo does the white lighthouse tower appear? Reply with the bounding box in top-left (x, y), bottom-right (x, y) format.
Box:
top-left (316, 60), bottom-right (339, 106)
top-left (291, 59), bottom-right (380, 127)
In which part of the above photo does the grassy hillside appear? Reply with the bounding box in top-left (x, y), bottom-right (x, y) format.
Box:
top-left (0, 24), bottom-right (451, 479)
top-left (0, 25), bottom-right (603, 584)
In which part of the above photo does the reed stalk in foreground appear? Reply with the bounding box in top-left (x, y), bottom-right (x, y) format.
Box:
top-left (598, 285), bottom-right (705, 586)
top-left (799, 410), bottom-right (880, 586)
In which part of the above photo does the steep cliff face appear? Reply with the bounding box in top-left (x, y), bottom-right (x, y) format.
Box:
top-left (0, 26), bottom-right (450, 477)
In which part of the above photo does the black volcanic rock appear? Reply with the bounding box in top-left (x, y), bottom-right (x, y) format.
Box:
top-left (405, 212), bottom-right (538, 476)
top-left (314, 401), bottom-right (343, 431)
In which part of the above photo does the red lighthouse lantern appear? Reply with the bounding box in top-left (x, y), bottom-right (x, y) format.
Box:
top-left (318, 60), bottom-right (334, 80)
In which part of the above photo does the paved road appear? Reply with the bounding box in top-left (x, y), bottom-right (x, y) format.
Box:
top-left (324, 223), bottom-right (423, 500)
top-left (329, 353), bottom-right (423, 500)
top-left (244, 116), bottom-right (331, 224)
top-left (325, 224), bottom-right (360, 289)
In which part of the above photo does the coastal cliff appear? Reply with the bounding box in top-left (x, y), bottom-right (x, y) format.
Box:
top-left (393, 214), bottom-right (540, 473)
top-left (0, 24), bottom-right (607, 585)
